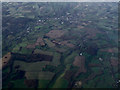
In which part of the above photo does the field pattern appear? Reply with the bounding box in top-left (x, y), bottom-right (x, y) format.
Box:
top-left (2, 2), bottom-right (119, 89)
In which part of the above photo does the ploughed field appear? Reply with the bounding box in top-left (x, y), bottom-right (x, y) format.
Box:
top-left (12, 53), bottom-right (53, 62)
top-left (2, 2), bottom-right (119, 88)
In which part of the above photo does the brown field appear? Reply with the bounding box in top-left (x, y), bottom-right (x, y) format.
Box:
top-left (60, 41), bottom-right (75, 48)
top-left (64, 70), bottom-right (76, 81)
top-left (2, 52), bottom-right (12, 68)
top-left (73, 56), bottom-right (85, 67)
top-left (54, 47), bottom-right (66, 53)
top-left (100, 48), bottom-right (118, 53)
top-left (52, 40), bottom-right (74, 48)
top-left (85, 28), bottom-right (100, 39)
top-left (26, 44), bottom-right (36, 49)
top-left (83, 71), bottom-right (103, 83)
top-left (110, 57), bottom-right (118, 67)
top-left (45, 30), bottom-right (66, 39)
top-left (88, 63), bottom-right (101, 67)
top-left (36, 37), bottom-right (45, 46)
top-left (24, 79), bottom-right (38, 88)
top-left (77, 25), bottom-right (84, 29)
top-left (73, 56), bottom-right (86, 77)
top-left (73, 56), bottom-right (87, 76)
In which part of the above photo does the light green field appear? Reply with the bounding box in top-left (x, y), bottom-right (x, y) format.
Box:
top-left (51, 72), bottom-right (68, 88)
top-left (35, 26), bottom-right (43, 29)
top-left (12, 42), bottom-right (28, 53)
top-left (13, 61), bottom-right (50, 72)
top-left (38, 80), bottom-right (50, 88)
top-left (34, 49), bottom-right (53, 56)
top-left (25, 71), bottom-right (55, 80)
top-left (22, 48), bottom-right (33, 54)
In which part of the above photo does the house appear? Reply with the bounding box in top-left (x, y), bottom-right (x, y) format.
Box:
top-left (79, 53), bottom-right (83, 56)
top-left (99, 58), bottom-right (103, 61)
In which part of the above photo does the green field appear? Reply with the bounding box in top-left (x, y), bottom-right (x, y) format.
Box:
top-left (64, 52), bottom-right (78, 65)
top-left (51, 52), bottom-right (61, 66)
top-left (2, 2), bottom-right (118, 89)
top-left (13, 61), bottom-right (50, 72)
top-left (25, 71), bottom-right (55, 80)
top-left (51, 72), bottom-right (68, 88)
top-left (38, 80), bottom-right (50, 88)
top-left (34, 49), bottom-right (53, 56)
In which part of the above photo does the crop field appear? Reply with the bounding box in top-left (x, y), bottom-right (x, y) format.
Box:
top-left (25, 71), bottom-right (55, 80)
top-left (51, 52), bottom-right (61, 66)
top-left (13, 61), bottom-right (50, 72)
top-left (34, 49), bottom-right (53, 55)
top-left (64, 52), bottom-right (78, 65)
top-left (2, 2), bottom-right (119, 89)
top-left (51, 72), bottom-right (68, 88)
top-left (38, 80), bottom-right (50, 88)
